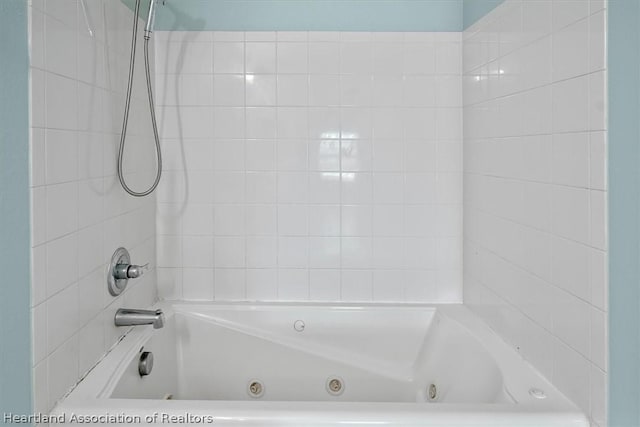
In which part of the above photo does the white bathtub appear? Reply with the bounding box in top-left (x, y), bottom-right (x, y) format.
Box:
top-left (53, 302), bottom-right (588, 426)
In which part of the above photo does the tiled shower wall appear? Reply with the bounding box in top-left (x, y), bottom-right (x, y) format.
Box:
top-left (463, 0), bottom-right (607, 424)
top-left (29, 0), bottom-right (157, 412)
top-left (155, 31), bottom-right (463, 302)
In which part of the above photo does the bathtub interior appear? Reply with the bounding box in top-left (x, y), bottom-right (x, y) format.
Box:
top-left (110, 305), bottom-right (511, 404)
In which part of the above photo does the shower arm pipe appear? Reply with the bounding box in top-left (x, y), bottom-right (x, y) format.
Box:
top-left (117, 0), bottom-right (162, 197)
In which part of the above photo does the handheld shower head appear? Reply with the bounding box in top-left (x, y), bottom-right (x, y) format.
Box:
top-left (144, 0), bottom-right (159, 38)
top-left (118, 0), bottom-right (163, 197)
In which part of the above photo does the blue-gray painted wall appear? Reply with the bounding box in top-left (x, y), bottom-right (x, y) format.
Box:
top-left (124, 0), bottom-right (504, 31)
top-left (0, 0), bottom-right (32, 424)
top-left (463, 0), bottom-right (504, 29)
top-left (124, 0), bottom-right (465, 31)
top-left (608, 1), bottom-right (640, 425)
top-left (122, 0), bottom-right (504, 31)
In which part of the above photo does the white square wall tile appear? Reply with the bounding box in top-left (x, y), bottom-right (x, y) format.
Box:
top-left (246, 269), bottom-right (278, 300)
top-left (552, 0), bottom-right (589, 32)
top-left (278, 237), bottom-right (309, 268)
top-left (403, 43), bottom-right (436, 75)
top-left (435, 42), bottom-right (461, 75)
top-left (157, 235), bottom-right (183, 268)
top-left (373, 205), bottom-right (404, 236)
top-left (552, 186), bottom-right (590, 244)
top-left (245, 42), bottom-right (276, 74)
top-left (214, 139), bottom-right (246, 172)
top-left (77, 317), bottom-right (104, 376)
top-left (179, 42), bottom-right (214, 73)
top-left (552, 18), bottom-right (589, 82)
top-left (31, 187), bottom-right (47, 247)
top-left (46, 233), bottom-right (78, 298)
top-left (213, 107), bottom-right (245, 139)
top-left (309, 172), bottom-right (340, 204)
top-left (590, 307), bottom-right (606, 372)
top-left (245, 205), bottom-right (277, 236)
top-left (214, 237), bottom-right (245, 268)
top-left (246, 75), bottom-right (277, 106)
top-left (246, 107), bottom-right (277, 139)
top-left (46, 182), bottom-right (78, 241)
top-left (552, 76), bottom-right (589, 133)
top-left (342, 205), bottom-right (373, 237)
top-left (180, 74), bottom-right (214, 106)
top-left (590, 365), bottom-right (606, 426)
top-left (155, 30), bottom-right (465, 307)
top-left (246, 237), bottom-right (277, 268)
top-left (47, 335), bottom-right (79, 408)
top-left (246, 172), bottom-right (277, 203)
top-left (182, 236), bottom-right (214, 268)
top-left (310, 270), bottom-right (341, 301)
top-left (372, 270), bottom-right (403, 302)
top-left (32, 303), bottom-right (47, 365)
top-left (277, 42), bottom-right (308, 74)
top-left (215, 269), bottom-right (246, 300)
top-left (46, 283), bottom-right (79, 355)
top-left (157, 268), bottom-right (183, 300)
top-left (183, 268), bottom-right (214, 300)
top-left (589, 248), bottom-right (607, 310)
top-left (341, 237), bottom-right (372, 269)
top-left (589, 71), bottom-right (606, 131)
top-left (309, 205), bottom-right (341, 236)
top-left (372, 237), bottom-right (405, 269)
top-left (31, 244), bottom-right (47, 306)
top-left (589, 132), bottom-right (607, 190)
top-left (373, 42), bottom-right (404, 74)
top-left (277, 269), bottom-right (310, 301)
top-left (341, 139), bottom-right (372, 171)
top-left (33, 360), bottom-right (49, 413)
top-left (552, 132), bottom-right (589, 188)
top-left (45, 129), bottom-right (78, 185)
top-left (341, 270), bottom-right (373, 301)
top-left (341, 42), bottom-right (373, 74)
top-left (278, 75), bottom-right (309, 106)
top-left (246, 141), bottom-right (277, 171)
top-left (551, 236), bottom-right (590, 301)
top-left (213, 75), bottom-right (244, 106)
top-left (309, 237), bottom-right (341, 268)
top-left (308, 42), bottom-right (341, 74)
top-left (404, 270), bottom-right (438, 302)
top-left (589, 10), bottom-right (606, 73)
top-left (590, 190), bottom-right (607, 250)
top-left (214, 42), bottom-right (244, 73)
top-left (553, 340), bottom-right (591, 412)
top-left (309, 75), bottom-right (341, 107)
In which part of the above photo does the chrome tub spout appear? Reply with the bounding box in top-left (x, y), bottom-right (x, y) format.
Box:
top-left (115, 308), bottom-right (165, 329)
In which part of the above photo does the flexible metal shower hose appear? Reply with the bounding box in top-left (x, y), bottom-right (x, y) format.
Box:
top-left (117, 0), bottom-right (162, 197)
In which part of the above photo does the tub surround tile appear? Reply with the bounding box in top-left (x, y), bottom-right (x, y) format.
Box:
top-left (463, 0), bottom-right (607, 424)
top-left (29, 0), bottom-right (158, 412)
top-left (155, 30), bottom-right (463, 305)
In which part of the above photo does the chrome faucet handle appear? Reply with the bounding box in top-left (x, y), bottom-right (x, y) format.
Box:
top-left (126, 263), bottom-right (149, 279)
top-left (114, 262), bottom-right (149, 280)
top-left (108, 248), bottom-right (150, 296)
